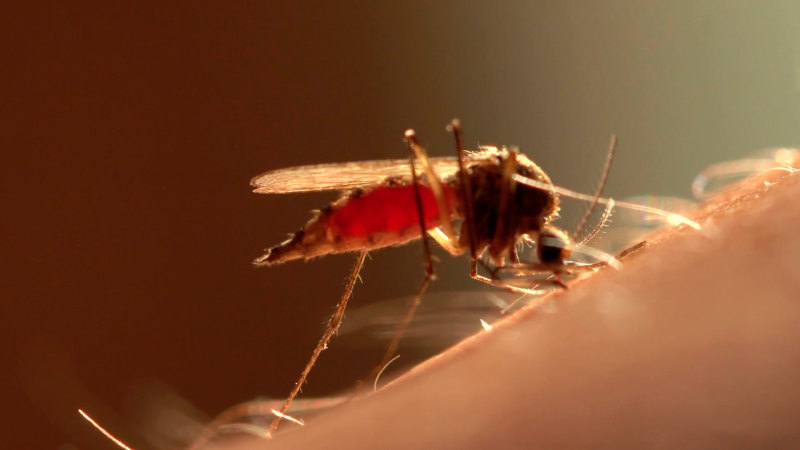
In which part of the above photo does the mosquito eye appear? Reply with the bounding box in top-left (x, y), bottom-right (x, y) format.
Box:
top-left (537, 228), bottom-right (572, 264)
top-left (538, 241), bottom-right (566, 264)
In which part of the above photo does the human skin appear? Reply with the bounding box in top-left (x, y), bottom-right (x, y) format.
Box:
top-left (216, 167), bottom-right (800, 449)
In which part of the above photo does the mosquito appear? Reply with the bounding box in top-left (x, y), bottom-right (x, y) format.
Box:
top-left (250, 119), bottom-right (697, 436)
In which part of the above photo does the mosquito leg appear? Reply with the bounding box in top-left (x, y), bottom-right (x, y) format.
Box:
top-left (509, 245), bottom-right (521, 264)
top-left (268, 251), bottom-right (367, 436)
top-left (497, 235), bottom-right (647, 283)
top-left (366, 130), bottom-right (445, 385)
top-left (489, 262), bottom-right (572, 291)
top-left (405, 130), bottom-right (458, 241)
top-left (617, 240), bottom-right (648, 259)
top-left (446, 119), bottom-right (499, 297)
top-left (469, 266), bottom-right (559, 295)
top-left (493, 261), bottom-right (572, 277)
top-left (462, 255), bottom-right (548, 293)
top-left (488, 236), bottom-right (648, 311)
top-left (447, 119), bottom-right (479, 262)
top-left (428, 227), bottom-right (465, 256)
top-left (489, 149), bottom-right (518, 259)
top-left (444, 121), bottom-right (527, 290)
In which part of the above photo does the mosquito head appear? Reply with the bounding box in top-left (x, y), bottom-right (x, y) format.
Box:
top-left (537, 226), bottom-right (573, 265)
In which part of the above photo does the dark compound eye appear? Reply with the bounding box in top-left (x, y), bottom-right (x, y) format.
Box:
top-left (537, 227), bottom-right (572, 264)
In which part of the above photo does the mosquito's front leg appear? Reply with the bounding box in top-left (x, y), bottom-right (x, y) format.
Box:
top-left (490, 261), bottom-right (570, 288)
top-left (489, 149), bottom-right (518, 258)
top-left (509, 245), bottom-right (521, 264)
top-left (472, 254), bottom-right (568, 291)
top-left (470, 268), bottom-right (561, 295)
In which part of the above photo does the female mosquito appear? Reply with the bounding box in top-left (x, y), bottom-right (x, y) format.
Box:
top-left (249, 119), bottom-right (696, 436)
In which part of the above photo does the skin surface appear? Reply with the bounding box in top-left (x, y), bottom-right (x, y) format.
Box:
top-left (217, 168), bottom-right (800, 449)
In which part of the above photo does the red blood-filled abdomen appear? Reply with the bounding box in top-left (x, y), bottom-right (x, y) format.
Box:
top-left (330, 184), bottom-right (458, 239)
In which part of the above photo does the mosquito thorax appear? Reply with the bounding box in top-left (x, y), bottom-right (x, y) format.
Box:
top-left (459, 147), bottom-right (560, 264)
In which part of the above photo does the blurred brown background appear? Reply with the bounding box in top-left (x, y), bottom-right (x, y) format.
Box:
top-left (3, 1), bottom-right (800, 448)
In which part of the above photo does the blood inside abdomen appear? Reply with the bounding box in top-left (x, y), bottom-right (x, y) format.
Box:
top-left (330, 185), bottom-right (458, 239)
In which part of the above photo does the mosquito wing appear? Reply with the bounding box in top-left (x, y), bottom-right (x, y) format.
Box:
top-left (251, 157), bottom-right (462, 194)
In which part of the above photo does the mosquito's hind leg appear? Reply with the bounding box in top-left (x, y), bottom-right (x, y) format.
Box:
top-left (268, 251), bottom-right (367, 436)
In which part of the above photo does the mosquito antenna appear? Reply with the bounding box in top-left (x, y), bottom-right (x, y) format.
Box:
top-left (573, 135), bottom-right (617, 241)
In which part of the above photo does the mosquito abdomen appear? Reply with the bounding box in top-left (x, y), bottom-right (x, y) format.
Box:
top-left (255, 182), bottom-right (461, 265)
